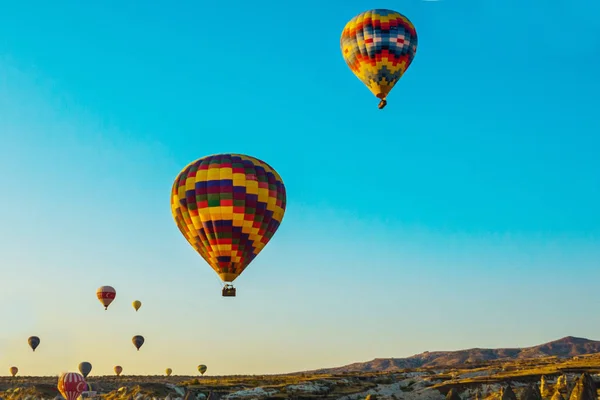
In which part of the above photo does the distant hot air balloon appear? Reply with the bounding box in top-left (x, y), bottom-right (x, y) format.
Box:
top-left (78, 362), bottom-right (92, 378)
top-left (96, 286), bottom-right (116, 310)
top-left (114, 365), bottom-right (123, 376)
top-left (132, 300), bottom-right (142, 312)
top-left (198, 365), bottom-right (207, 375)
top-left (132, 335), bottom-right (144, 351)
top-left (57, 372), bottom-right (87, 400)
top-left (9, 367), bottom-right (18, 377)
top-left (28, 336), bottom-right (40, 352)
top-left (340, 9), bottom-right (418, 109)
top-left (165, 368), bottom-right (172, 376)
top-left (86, 382), bottom-right (93, 392)
top-left (171, 154), bottom-right (287, 297)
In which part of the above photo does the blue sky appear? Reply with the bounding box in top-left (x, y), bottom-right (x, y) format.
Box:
top-left (0, 0), bottom-right (599, 377)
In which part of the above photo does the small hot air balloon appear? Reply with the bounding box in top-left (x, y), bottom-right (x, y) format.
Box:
top-left (165, 368), bottom-right (172, 376)
top-left (114, 365), bottom-right (123, 376)
top-left (132, 300), bottom-right (142, 312)
top-left (171, 154), bottom-right (287, 297)
top-left (57, 372), bottom-right (87, 400)
top-left (78, 362), bottom-right (92, 378)
top-left (9, 367), bottom-right (18, 377)
top-left (28, 336), bottom-right (40, 352)
top-left (85, 382), bottom-right (94, 392)
top-left (96, 286), bottom-right (116, 310)
top-left (132, 335), bottom-right (144, 351)
top-left (198, 365), bottom-right (207, 375)
top-left (340, 9), bottom-right (418, 109)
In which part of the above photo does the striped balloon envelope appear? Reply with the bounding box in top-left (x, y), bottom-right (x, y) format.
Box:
top-left (57, 372), bottom-right (87, 400)
top-left (171, 154), bottom-right (286, 289)
top-left (341, 9), bottom-right (418, 109)
top-left (96, 286), bottom-right (116, 310)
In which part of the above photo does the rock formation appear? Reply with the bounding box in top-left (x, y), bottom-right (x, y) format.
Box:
top-left (568, 373), bottom-right (596, 400)
top-left (501, 385), bottom-right (518, 400)
top-left (556, 375), bottom-right (568, 394)
top-left (521, 383), bottom-right (543, 400)
top-left (550, 391), bottom-right (565, 400)
top-left (446, 388), bottom-right (462, 400)
top-left (540, 376), bottom-right (551, 398)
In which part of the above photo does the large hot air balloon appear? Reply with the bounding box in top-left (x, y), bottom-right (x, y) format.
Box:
top-left (96, 286), bottom-right (116, 310)
top-left (114, 365), bottom-right (123, 376)
top-left (165, 368), bottom-right (172, 376)
top-left (9, 367), bottom-right (18, 377)
top-left (132, 335), bottom-right (144, 351)
top-left (340, 9), bottom-right (418, 109)
top-left (132, 300), bottom-right (142, 312)
top-left (171, 154), bottom-right (287, 297)
top-left (198, 365), bottom-right (207, 375)
top-left (28, 336), bottom-right (40, 352)
top-left (57, 372), bottom-right (87, 400)
top-left (78, 362), bottom-right (92, 378)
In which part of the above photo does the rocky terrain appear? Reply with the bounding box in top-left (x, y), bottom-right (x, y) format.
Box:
top-left (3, 337), bottom-right (600, 400)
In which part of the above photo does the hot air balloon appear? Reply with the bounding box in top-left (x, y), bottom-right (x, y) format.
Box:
top-left (78, 362), bottom-right (92, 378)
top-left (165, 368), bottom-right (172, 376)
top-left (114, 365), bottom-right (123, 376)
top-left (57, 372), bottom-right (87, 400)
top-left (198, 365), bottom-right (207, 375)
top-left (132, 335), bottom-right (144, 351)
top-left (28, 336), bottom-right (40, 352)
top-left (132, 300), bottom-right (142, 312)
top-left (96, 286), bottom-right (116, 310)
top-left (340, 9), bottom-right (418, 109)
top-left (171, 154), bottom-right (287, 297)
top-left (9, 367), bottom-right (18, 377)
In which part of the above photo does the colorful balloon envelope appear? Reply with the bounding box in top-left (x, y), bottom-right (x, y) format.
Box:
top-left (28, 336), bottom-right (40, 352)
top-left (96, 286), bottom-right (116, 310)
top-left (57, 372), bottom-right (87, 400)
top-left (78, 362), bottom-right (92, 378)
top-left (114, 365), bottom-right (123, 376)
top-left (340, 9), bottom-right (418, 109)
top-left (171, 154), bottom-right (286, 293)
top-left (165, 368), bottom-right (172, 376)
top-left (132, 300), bottom-right (142, 311)
top-left (198, 364), bottom-right (207, 375)
top-left (9, 367), bottom-right (18, 377)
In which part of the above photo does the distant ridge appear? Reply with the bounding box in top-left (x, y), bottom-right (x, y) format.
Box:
top-left (301, 336), bottom-right (600, 374)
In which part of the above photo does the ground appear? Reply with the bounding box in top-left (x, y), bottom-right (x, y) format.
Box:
top-left (2, 353), bottom-right (600, 399)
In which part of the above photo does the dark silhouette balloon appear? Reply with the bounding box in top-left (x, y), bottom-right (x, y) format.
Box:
top-left (28, 336), bottom-right (40, 352)
top-left (78, 362), bottom-right (92, 378)
top-left (132, 335), bottom-right (145, 351)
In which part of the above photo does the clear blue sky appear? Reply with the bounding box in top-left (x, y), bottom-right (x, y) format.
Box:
top-left (1, 0), bottom-right (599, 377)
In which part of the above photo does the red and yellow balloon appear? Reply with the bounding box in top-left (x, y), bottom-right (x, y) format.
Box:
top-left (57, 372), bottom-right (87, 400)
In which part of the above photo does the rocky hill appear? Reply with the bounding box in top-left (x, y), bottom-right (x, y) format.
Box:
top-left (307, 337), bottom-right (600, 374)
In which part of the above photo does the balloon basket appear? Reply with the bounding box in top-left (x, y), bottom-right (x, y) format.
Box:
top-left (222, 285), bottom-right (236, 297)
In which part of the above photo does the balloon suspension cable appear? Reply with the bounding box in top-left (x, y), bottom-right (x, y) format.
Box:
top-left (378, 99), bottom-right (387, 110)
top-left (214, 273), bottom-right (225, 288)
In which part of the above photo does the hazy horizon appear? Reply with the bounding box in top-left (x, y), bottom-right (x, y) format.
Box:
top-left (1, 0), bottom-right (599, 377)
